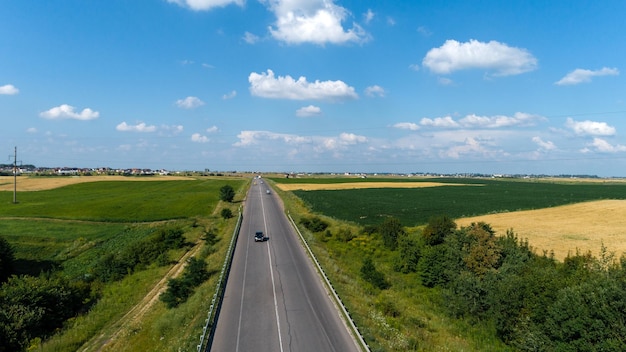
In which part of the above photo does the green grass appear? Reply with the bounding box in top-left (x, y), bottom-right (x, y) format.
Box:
top-left (0, 177), bottom-right (248, 352)
top-left (290, 178), bottom-right (626, 226)
top-left (0, 179), bottom-right (237, 221)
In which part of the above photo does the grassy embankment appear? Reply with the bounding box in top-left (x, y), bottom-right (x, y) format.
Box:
top-left (269, 176), bottom-right (626, 351)
top-left (0, 176), bottom-right (248, 352)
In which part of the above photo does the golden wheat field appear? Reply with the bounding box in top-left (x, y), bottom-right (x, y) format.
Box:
top-left (0, 175), bottom-right (193, 191)
top-left (457, 200), bottom-right (626, 261)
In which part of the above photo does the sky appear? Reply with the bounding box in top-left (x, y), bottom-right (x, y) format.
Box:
top-left (1, 0), bottom-right (625, 176)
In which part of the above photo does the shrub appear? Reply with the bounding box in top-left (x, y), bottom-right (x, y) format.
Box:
top-left (220, 208), bottom-right (233, 219)
top-left (360, 257), bottom-right (390, 290)
top-left (299, 216), bottom-right (329, 233)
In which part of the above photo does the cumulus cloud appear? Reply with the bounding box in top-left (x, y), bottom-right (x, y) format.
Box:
top-left (206, 125), bottom-right (219, 133)
top-left (532, 136), bottom-right (556, 151)
top-left (176, 96), bottom-right (205, 109)
top-left (249, 69), bottom-right (358, 101)
top-left (459, 112), bottom-right (543, 128)
top-left (222, 90), bottom-right (237, 100)
top-left (365, 85), bottom-right (385, 97)
top-left (363, 9), bottom-right (374, 24)
top-left (161, 125), bottom-right (184, 135)
top-left (0, 84), bottom-right (19, 95)
top-left (265, 0), bottom-right (369, 45)
top-left (40, 104), bottom-right (100, 120)
top-left (296, 105), bottom-right (322, 117)
top-left (420, 112), bottom-right (544, 129)
top-left (167, 0), bottom-right (243, 11)
top-left (116, 122), bottom-right (157, 132)
top-left (243, 31), bottom-right (260, 44)
top-left (584, 138), bottom-right (626, 153)
top-left (234, 130), bottom-right (366, 152)
top-left (191, 133), bottom-right (210, 143)
top-left (565, 117), bottom-right (615, 136)
top-left (555, 67), bottom-right (619, 86)
top-left (443, 137), bottom-right (490, 159)
top-left (393, 122), bottom-right (420, 131)
top-left (422, 39), bottom-right (537, 76)
top-left (420, 116), bottom-right (459, 128)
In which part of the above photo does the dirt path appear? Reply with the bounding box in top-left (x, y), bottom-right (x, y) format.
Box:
top-left (80, 242), bottom-right (203, 352)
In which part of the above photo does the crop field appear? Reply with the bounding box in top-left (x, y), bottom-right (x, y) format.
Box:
top-left (0, 177), bottom-right (233, 221)
top-left (273, 177), bottom-right (626, 259)
top-left (0, 176), bottom-right (247, 351)
top-left (0, 175), bottom-right (194, 191)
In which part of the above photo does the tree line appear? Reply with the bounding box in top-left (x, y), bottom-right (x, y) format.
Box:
top-left (383, 215), bottom-right (626, 351)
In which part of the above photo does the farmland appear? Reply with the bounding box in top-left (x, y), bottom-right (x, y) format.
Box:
top-left (278, 177), bottom-right (626, 259)
top-left (271, 176), bottom-right (626, 351)
top-left (0, 175), bottom-right (247, 352)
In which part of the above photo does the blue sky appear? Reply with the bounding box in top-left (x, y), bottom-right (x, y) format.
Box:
top-left (1, 0), bottom-right (625, 176)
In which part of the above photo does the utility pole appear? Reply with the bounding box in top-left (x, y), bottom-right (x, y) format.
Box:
top-left (11, 146), bottom-right (20, 204)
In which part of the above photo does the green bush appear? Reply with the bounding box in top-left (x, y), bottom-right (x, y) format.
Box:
top-left (299, 216), bottom-right (329, 232)
top-left (360, 257), bottom-right (389, 290)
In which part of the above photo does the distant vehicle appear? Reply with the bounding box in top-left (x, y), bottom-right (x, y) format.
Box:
top-left (254, 231), bottom-right (268, 242)
top-left (266, 189), bottom-right (271, 194)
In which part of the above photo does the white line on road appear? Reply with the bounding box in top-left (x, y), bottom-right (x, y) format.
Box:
top-left (260, 185), bottom-right (284, 352)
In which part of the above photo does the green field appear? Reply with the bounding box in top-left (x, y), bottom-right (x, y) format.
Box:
top-left (0, 177), bottom-right (247, 352)
top-left (0, 179), bottom-right (235, 221)
top-left (282, 178), bottom-right (626, 226)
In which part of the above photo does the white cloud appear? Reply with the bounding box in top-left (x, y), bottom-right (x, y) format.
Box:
top-left (423, 39), bottom-right (538, 76)
top-left (420, 116), bottom-right (459, 128)
top-left (565, 117), bottom-right (615, 136)
top-left (116, 122), bottom-right (157, 132)
top-left (296, 105), bottom-right (322, 117)
top-left (532, 136), bottom-right (556, 150)
top-left (234, 130), bottom-right (366, 152)
top-left (265, 0), bottom-right (369, 45)
top-left (393, 122), bottom-right (420, 131)
top-left (419, 112), bottom-right (544, 129)
top-left (243, 31), bottom-right (260, 44)
top-left (206, 125), bottom-right (219, 133)
top-left (555, 67), bottom-right (619, 86)
top-left (191, 133), bottom-right (210, 143)
top-left (161, 124), bottom-right (184, 135)
top-left (0, 84), bottom-right (19, 95)
top-left (365, 85), bottom-right (385, 97)
top-left (249, 69), bottom-right (358, 101)
top-left (40, 104), bottom-right (100, 120)
top-left (585, 138), bottom-right (626, 153)
top-left (363, 9), bottom-right (374, 24)
top-left (222, 90), bottom-right (237, 100)
top-left (167, 0), bottom-right (243, 11)
top-left (409, 64), bottom-right (420, 71)
top-left (27, 127), bottom-right (37, 133)
top-left (443, 137), bottom-right (490, 159)
top-left (459, 112), bottom-right (543, 128)
top-left (176, 96), bottom-right (205, 109)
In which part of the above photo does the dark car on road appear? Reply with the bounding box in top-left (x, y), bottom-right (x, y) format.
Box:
top-left (254, 231), bottom-right (268, 242)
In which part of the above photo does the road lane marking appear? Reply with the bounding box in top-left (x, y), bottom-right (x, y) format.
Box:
top-left (235, 216), bottom-right (251, 352)
top-left (260, 185), bottom-right (284, 352)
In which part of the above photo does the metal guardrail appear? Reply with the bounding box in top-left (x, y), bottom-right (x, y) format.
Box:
top-left (287, 213), bottom-right (371, 352)
top-left (197, 209), bottom-right (243, 352)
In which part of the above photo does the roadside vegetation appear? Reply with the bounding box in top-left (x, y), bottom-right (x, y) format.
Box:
top-left (272, 176), bottom-right (626, 351)
top-left (0, 176), bottom-right (247, 352)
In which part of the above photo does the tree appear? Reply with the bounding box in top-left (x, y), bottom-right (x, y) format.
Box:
top-left (0, 236), bottom-right (14, 283)
top-left (219, 184), bottom-right (235, 202)
top-left (422, 215), bottom-right (456, 246)
top-left (379, 217), bottom-right (404, 250)
top-left (221, 208), bottom-right (233, 219)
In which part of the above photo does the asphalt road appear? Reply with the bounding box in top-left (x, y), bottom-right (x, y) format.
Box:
top-left (209, 180), bottom-right (360, 352)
